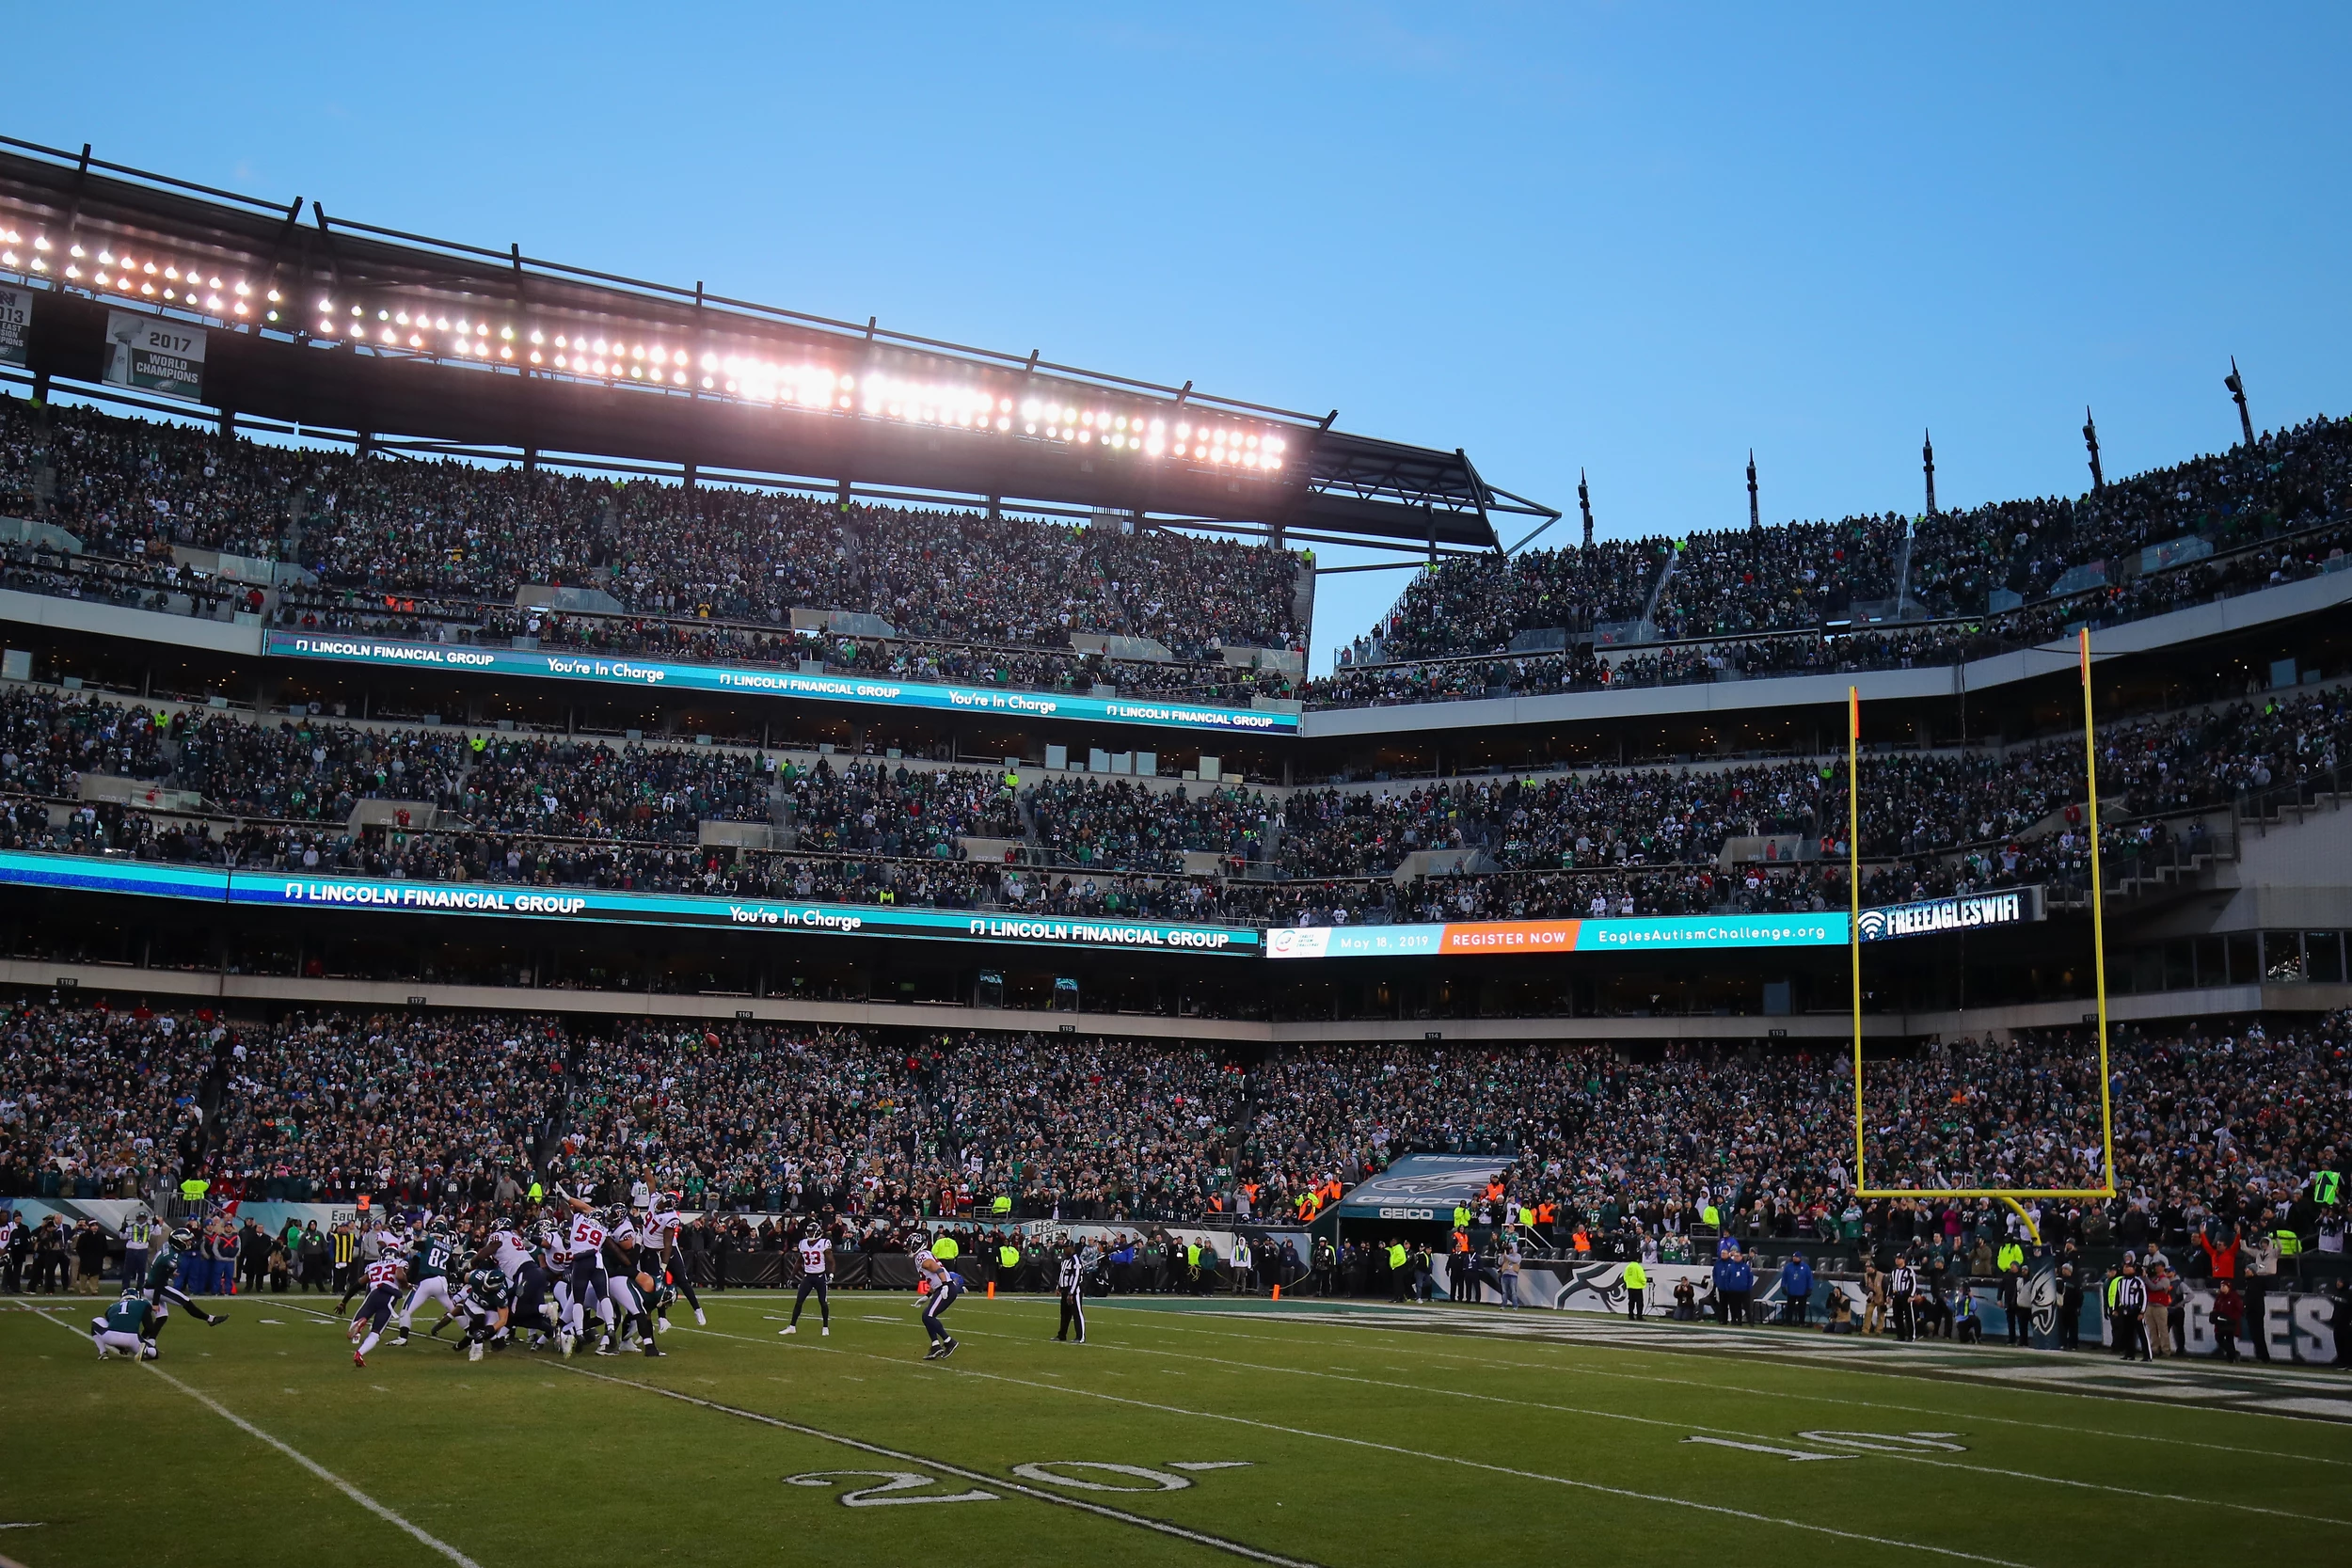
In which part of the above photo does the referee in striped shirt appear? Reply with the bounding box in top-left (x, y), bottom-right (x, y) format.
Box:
top-left (1054, 1242), bottom-right (1089, 1343)
top-left (2107, 1255), bottom-right (2150, 1361)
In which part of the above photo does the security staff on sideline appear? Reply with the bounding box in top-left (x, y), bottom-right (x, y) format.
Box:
top-left (1622, 1257), bottom-right (1648, 1319)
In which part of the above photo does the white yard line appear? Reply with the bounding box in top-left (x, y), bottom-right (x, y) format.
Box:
top-left (677, 1315), bottom-right (2032, 1567)
top-left (35, 1310), bottom-right (485, 1568)
top-left (1062, 1297), bottom-right (2352, 1464)
top-left (944, 1313), bottom-right (2344, 1526)
top-left (562, 1363), bottom-right (1322, 1566)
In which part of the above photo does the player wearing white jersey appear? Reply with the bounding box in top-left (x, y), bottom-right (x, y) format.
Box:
top-left (598, 1212), bottom-right (663, 1358)
top-left (781, 1226), bottom-right (833, 1336)
top-left (637, 1196), bottom-right (704, 1330)
top-left (349, 1257), bottom-right (408, 1367)
top-left (559, 1201), bottom-right (613, 1358)
top-left (914, 1244), bottom-right (963, 1359)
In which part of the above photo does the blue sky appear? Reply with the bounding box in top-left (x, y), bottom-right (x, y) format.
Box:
top-left (12, 6), bottom-right (2348, 672)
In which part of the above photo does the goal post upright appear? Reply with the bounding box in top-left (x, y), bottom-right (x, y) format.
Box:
top-left (2081, 626), bottom-right (2119, 1201)
top-left (1848, 685), bottom-right (1866, 1194)
top-left (1848, 641), bottom-right (2118, 1223)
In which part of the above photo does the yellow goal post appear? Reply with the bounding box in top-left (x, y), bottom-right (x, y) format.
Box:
top-left (1847, 628), bottom-right (2118, 1239)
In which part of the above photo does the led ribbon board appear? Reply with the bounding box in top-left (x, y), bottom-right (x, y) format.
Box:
top-left (1267, 913), bottom-right (1847, 958)
top-left (262, 632), bottom-right (1299, 737)
top-left (0, 850), bottom-right (1257, 956)
top-left (1265, 895), bottom-right (2039, 959)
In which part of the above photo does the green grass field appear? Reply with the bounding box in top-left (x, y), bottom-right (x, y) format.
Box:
top-left (3, 1289), bottom-right (2347, 1568)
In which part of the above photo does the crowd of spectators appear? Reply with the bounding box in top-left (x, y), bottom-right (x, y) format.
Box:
top-left (0, 393), bottom-right (1307, 659)
top-left (1344, 413), bottom-right (2352, 675)
top-left (4, 675), bottom-right (2347, 928)
top-left (4, 994), bottom-right (2342, 1285)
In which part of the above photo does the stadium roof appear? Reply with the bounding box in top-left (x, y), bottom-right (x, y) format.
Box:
top-left (0, 137), bottom-right (1550, 555)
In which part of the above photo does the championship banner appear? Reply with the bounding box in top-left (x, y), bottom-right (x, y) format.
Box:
top-left (0, 848), bottom-right (1257, 957)
top-left (261, 630), bottom-right (1301, 737)
top-left (0, 284), bottom-right (30, 367)
top-left (103, 309), bottom-right (206, 400)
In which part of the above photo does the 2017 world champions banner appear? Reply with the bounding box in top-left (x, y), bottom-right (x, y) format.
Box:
top-left (1266, 886), bottom-right (2042, 959)
top-left (0, 849), bottom-right (1259, 957)
top-left (260, 631), bottom-right (1301, 737)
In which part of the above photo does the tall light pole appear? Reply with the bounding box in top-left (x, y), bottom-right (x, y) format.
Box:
top-left (1746, 451), bottom-right (1759, 530)
top-left (2083, 407), bottom-right (2105, 490)
top-left (1921, 430), bottom-right (1936, 516)
top-left (2224, 357), bottom-right (2254, 446)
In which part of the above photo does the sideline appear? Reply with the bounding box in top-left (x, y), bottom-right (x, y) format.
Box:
top-left (560, 1364), bottom-right (1322, 1567)
top-left (675, 1313), bottom-right (2034, 1567)
top-left (34, 1310), bottom-right (485, 1568)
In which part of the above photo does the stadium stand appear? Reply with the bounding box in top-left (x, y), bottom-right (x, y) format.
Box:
top-left (3, 996), bottom-right (2340, 1271)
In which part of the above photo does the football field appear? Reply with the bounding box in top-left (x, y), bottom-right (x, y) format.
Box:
top-left (3, 1290), bottom-right (2348, 1567)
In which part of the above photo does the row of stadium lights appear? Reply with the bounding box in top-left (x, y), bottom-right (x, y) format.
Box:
top-left (0, 230), bottom-right (273, 317)
top-left (0, 224), bottom-right (1287, 471)
top-left (308, 301), bottom-right (1285, 467)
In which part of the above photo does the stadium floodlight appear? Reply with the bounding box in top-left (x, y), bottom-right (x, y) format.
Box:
top-left (1846, 626), bottom-right (2118, 1243)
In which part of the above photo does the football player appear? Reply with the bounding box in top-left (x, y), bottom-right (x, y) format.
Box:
top-left (140, 1226), bottom-right (228, 1352)
top-left (349, 1253), bottom-right (409, 1368)
top-left (914, 1240), bottom-right (963, 1359)
top-left (780, 1222), bottom-right (832, 1337)
top-left (92, 1290), bottom-right (160, 1360)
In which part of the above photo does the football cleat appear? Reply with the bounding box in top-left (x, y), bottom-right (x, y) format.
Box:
top-left (693, 1307), bottom-right (706, 1326)
top-left (641, 1343), bottom-right (664, 1357)
top-left (468, 1340), bottom-right (484, 1362)
top-left (352, 1351), bottom-right (367, 1369)
top-left (923, 1343), bottom-right (944, 1359)
top-left (939, 1337), bottom-right (959, 1358)
top-left (656, 1317), bottom-right (669, 1334)
top-left (206, 1314), bottom-right (227, 1327)
top-left (94, 1338), bottom-right (109, 1360)
top-left (140, 1344), bottom-right (159, 1361)
top-left (821, 1325), bottom-right (830, 1337)
top-left (779, 1324), bottom-right (797, 1336)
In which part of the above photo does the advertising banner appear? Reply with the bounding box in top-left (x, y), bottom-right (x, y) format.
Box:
top-left (1268, 912), bottom-right (1845, 959)
top-left (1333, 1155), bottom-right (1515, 1220)
top-left (0, 284), bottom-right (30, 367)
top-left (261, 631), bottom-right (1300, 737)
top-left (1269, 891), bottom-right (2042, 960)
top-left (1857, 885), bottom-right (2042, 942)
top-left (103, 309), bottom-right (205, 400)
top-left (0, 849), bottom-right (1257, 957)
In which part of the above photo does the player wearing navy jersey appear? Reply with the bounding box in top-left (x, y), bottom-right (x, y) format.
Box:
top-left (914, 1243), bottom-right (963, 1358)
top-left (349, 1256), bottom-right (409, 1367)
top-left (781, 1225), bottom-right (833, 1336)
